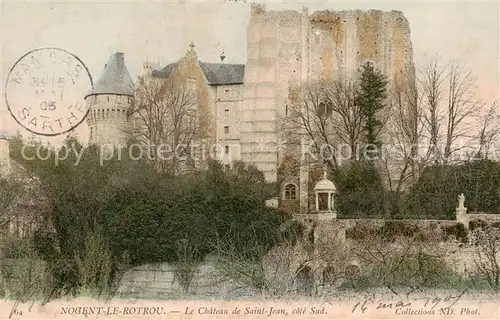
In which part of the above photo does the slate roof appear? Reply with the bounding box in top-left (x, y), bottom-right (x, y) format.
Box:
top-left (85, 52), bottom-right (134, 98)
top-left (152, 61), bottom-right (245, 85)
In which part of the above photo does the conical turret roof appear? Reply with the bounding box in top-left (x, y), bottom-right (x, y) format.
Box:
top-left (85, 52), bottom-right (134, 98)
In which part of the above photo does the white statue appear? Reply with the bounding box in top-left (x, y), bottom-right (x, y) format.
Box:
top-left (458, 193), bottom-right (465, 209)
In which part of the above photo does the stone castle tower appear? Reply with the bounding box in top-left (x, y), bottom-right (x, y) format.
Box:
top-left (241, 5), bottom-right (414, 183)
top-left (85, 52), bottom-right (135, 147)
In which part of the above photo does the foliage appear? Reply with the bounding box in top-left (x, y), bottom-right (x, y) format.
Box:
top-left (0, 236), bottom-right (47, 301)
top-left (406, 160), bottom-right (500, 218)
top-left (341, 253), bottom-right (470, 293)
top-left (332, 160), bottom-right (385, 218)
top-left (355, 61), bottom-right (389, 151)
top-left (440, 223), bottom-right (468, 243)
top-left (7, 136), bottom-right (287, 300)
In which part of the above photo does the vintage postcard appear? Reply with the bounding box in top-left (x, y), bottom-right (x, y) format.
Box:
top-left (0, 0), bottom-right (499, 319)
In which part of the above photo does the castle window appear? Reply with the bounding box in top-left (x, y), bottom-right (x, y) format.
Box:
top-left (285, 105), bottom-right (288, 116)
top-left (224, 109), bottom-right (229, 118)
top-left (224, 126), bottom-right (229, 134)
top-left (225, 89), bottom-right (230, 96)
top-left (187, 78), bottom-right (196, 91)
top-left (107, 96), bottom-right (110, 102)
top-left (224, 145), bottom-right (230, 154)
top-left (284, 184), bottom-right (297, 200)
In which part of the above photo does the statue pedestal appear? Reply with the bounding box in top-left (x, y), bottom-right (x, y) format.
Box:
top-left (317, 211), bottom-right (337, 221)
top-left (456, 207), bottom-right (468, 226)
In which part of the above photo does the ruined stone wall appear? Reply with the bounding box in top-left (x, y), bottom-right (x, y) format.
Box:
top-left (241, 6), bottom-right (305, 182)
top-left (308, 9), bottom-right (413, 89)
top-left (242, 5), bottom-right (414, 184)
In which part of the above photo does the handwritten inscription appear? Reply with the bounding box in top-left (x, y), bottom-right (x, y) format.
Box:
top-left (352, 291), bottom-right (467, 316)
top-left (5, 48), bottom-right (92, 136)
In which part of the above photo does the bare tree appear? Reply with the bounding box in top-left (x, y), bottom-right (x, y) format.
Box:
top-left (286, 79), bottom-right (364, 170)
top-left (421, 60), bottom-right (478, 164)
top-left (172, 238), bottom-right (202, 295)
top-left (348, 222), bottom-right (450, 296)
top-left (474, 100), bottom-right (500, 160)
top-left (473, 228), bottom-right (500, 292)
top-left (383, 73), bottom-right (425, 194)
top-left (129, 74), bottom-right (206, 174)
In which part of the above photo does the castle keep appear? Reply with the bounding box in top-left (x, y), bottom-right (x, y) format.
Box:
top-left (84, 5), bottom-right (415, 211)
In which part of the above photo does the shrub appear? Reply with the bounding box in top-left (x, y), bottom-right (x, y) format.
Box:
top-left (441, 223), bottom-right (468, 243)
top-left (469, 219), bottom-right (489, 231)
top-left (332, 161), bottom-right (385, 218)
top-left (340, 253), bottom-right (468, 292)
top-left (406, 160), bottom-right (500, 219)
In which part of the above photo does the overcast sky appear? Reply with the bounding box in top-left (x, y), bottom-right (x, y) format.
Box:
top-left (1, 0), bottom-right (499, 144)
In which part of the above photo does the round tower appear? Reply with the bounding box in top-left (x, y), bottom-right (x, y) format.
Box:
top-left (85, 52), bottom-right (135, 147)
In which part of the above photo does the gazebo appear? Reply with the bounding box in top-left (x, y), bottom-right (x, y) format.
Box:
top-left (314, 170), bottom-right (337, 219)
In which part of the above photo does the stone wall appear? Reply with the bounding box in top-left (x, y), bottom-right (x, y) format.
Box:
top-left (241, 5), bottom-right (415, 182)
top-left (86, 94), bottom-right (132, 147)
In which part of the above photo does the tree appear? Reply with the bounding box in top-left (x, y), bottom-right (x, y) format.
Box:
top-left (472, 226), bottom-right (500, 292)
top-left (474, 100), bottom-right (500, 160)
top-left (286, 79), bottom-right (363, 170)
top-left (381, 73), bottom-right (426, 215)
top-left (356, 61), bottom-right (390, 155)
top-left (129, 73), bottom-right (206, 175)
top-left (0, 175), bottom-right (21, 233)
top-left (421, 59), bottom-right (478, 164)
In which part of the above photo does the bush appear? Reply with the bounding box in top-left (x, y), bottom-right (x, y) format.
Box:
top-left (340, 253), bottom-right (468, 292)
top-left (441, 223), bottom-right (468, 243)
top-left (406, 160), bottom-right (500, 219)
top-left (469, 219), bottom-right (489, 231)
top-left (332, 161), bottom-right (385, 218)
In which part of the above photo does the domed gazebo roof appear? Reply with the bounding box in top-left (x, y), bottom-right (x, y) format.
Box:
top-left (314, 171), bottom-right (336, 192)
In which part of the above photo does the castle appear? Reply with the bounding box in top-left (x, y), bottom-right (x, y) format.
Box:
top-left (1, 5), bottom-right (499, 295)
top-left (84, 5), bottom-right (415, 215)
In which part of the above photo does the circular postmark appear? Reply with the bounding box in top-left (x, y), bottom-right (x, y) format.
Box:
top-left (5, 47), bottom-right (93, 136)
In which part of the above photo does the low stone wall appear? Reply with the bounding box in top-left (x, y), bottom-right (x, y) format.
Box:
top-left (116, 260), bottom-right (254, 299)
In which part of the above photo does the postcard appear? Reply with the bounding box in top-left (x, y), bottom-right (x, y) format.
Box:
top-left (1, 1), bottom-right (499, 319)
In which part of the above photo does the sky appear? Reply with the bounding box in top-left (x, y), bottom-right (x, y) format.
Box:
top-left (1, 0), bottom-right (499, 145)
